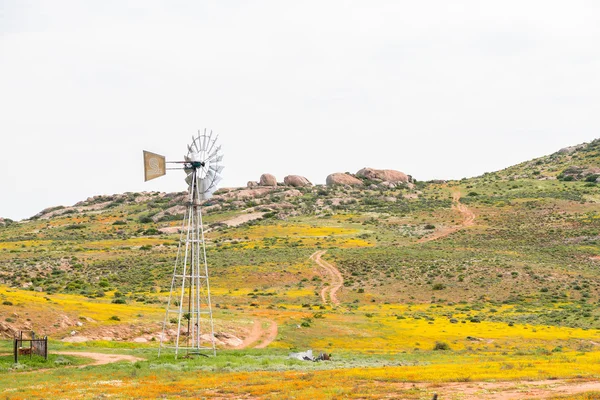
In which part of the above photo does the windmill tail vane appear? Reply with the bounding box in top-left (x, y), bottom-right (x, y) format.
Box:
top-left (144, 129), bottom-right (224, 358)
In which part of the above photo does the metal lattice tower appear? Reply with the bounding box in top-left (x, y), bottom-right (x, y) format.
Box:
top-left (144, 130), bottom-right (223, 358)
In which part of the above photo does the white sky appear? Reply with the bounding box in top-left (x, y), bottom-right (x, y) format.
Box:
top-left (1, 1), bottom-right (599, 221)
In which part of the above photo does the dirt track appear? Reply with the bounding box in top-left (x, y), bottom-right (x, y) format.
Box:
top-left (310, 250), bottom-right (343, 306)
top-left (56, 351), bottom-right (143, 366)
top-left (418, 191), bottom-right (475, 243)
top-left (234, 319), bottom-right (278, 349)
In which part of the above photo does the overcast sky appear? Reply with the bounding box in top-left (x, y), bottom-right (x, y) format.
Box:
top-left (1, 1), bottom-right (599, 220)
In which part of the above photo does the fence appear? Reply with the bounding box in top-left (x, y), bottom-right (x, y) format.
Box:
top-left (13, 331), bottom-right (48, 363)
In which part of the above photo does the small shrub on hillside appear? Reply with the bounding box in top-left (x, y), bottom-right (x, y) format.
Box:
top-left (109, 316), bottom-right (120, 321)
top-left (433, 341), bottom-right (451, 351)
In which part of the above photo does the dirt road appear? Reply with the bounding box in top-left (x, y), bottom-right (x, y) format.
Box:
top-left (254, 320), bottom-right (278, 349)
top-left (310, 250), bottom-right (343, 306)
top-left (418, 191), bottom-right (475, 243)
top-left (56, 351), bottom-right (143, 366)
top-left (234, 319), bottom-right (278, 349)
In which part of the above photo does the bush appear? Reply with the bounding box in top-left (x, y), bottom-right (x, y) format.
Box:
top-left (111, 298), bottom-right (126, 304)
top-left (432, 283), bottom-right (445, 290)
top-left (65, 224), bottom-right (86, 230)
top-left (585, 174), bottom-right (599, 182)
top-left (2, 301), bottom-right (13, 306)
top-left (424, 224), bottom-right (435, 230)
top-left (433, 341), bottom-right (451, 351)
top-left (109, 316), bottom-right (121, 321)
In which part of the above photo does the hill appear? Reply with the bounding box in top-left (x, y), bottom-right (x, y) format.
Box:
top-left (488, 138), bottom-right (600, 181)
top-left (0, 139), bottom-right (600, 398)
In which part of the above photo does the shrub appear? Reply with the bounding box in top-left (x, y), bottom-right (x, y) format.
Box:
top-left (111, 298), bottom-right (126, 304)
top-left (109, 316), bottom-right (121, 321)
top-left (433, 341), bottom-right (451, 351)
top-left (2, 301), bottom-right (13, 306)
top-left (65, 224), bottom-right (86, 230)
top-left (585, 174), bottom-right (599, 182)
top-left (424, 224), bottom-right (435, 230)
top-left (432, 283), bottom-right (445, 290)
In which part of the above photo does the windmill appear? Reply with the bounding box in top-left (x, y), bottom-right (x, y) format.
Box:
top-left (143, 129), bottom-right (224, 358)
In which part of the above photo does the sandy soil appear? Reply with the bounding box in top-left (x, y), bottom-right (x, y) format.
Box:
top-left (311, 250), bottom-right (343, 306)
top-left (234, 319), bottom-right (278, 349)
top-left (222, 212), bottom-right (265, 227)
top-left (254, 320), bottom-right (278, 349)
top-left (418, 191), bottom-right (475, 243)
top-left (55, 351), bottom-right (143, 366)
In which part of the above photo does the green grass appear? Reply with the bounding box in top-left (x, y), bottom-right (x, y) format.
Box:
top-left (0, 353), bottom-right (88, 372)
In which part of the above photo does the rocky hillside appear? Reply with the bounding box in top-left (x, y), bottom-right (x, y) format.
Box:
top-left (487, 139), bottom-right (600, 182)
top-left (0, 141), bottom-right (599, 341)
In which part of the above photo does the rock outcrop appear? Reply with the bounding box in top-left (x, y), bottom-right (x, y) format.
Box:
top-left (558, 166), bottom-right (600, 181)
top-left (247, 181), bottom-right (259, 188)
top-left (284, 175), bottom-right (312, 187)
top-left (259, 174), bottom-right (277, 187)
top-left (356, 167), bottom-right (410, 183)
top-left (557, 144), bottom-right (586, 155)
top-left (326, 173), bottom-right (363, 186)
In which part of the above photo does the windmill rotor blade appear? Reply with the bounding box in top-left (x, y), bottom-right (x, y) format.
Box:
top-left (199, 191), bottom-right (213, 201)
top-left (205, 131), bottom-right (214, 153)
top-left (206, 134), bottom-right (219, 155)
top-left (211, 176), bottom-right (223, 188)
top-left (202, 129), bottom-right (210, 152)
top-left (185, 173), bottom-right (195, 186)
top-left (209, 165), bottom-right (224, 174)
top-left (200, 128), bottom-right (207, 151)
top-left (208, 145), bottom-right (222, 160)
top-left (206, 149), bottom-right (223, 163)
